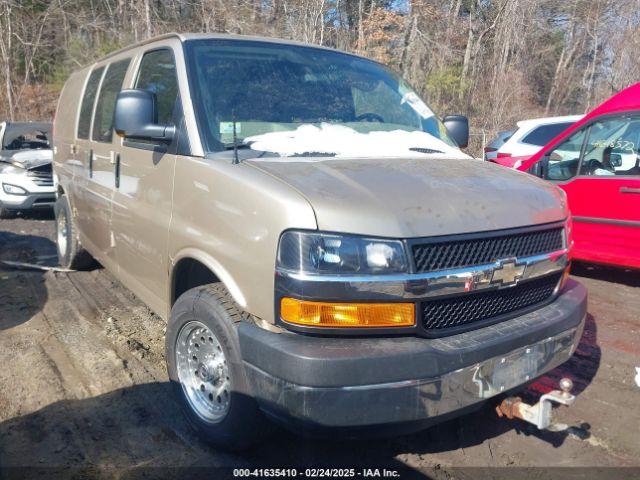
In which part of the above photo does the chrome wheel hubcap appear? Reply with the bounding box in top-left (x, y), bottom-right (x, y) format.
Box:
top-left (175, 321), bottom-right (231, 422)
top-left (57, 210), bottom-right (68, 256)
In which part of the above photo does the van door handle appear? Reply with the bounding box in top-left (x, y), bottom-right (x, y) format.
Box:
top-left (620, 187), bottom-right (640, 194)
top-left (88, 149), bottom-right (93, 178)
top-left (115, 153), bottom-right (121, 189)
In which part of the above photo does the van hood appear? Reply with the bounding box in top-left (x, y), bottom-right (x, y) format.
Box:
top-left (246, 156), bottom-right (567, 238)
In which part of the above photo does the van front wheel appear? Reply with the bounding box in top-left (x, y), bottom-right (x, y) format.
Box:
top-left (166, 283), bottom-right (270, 450)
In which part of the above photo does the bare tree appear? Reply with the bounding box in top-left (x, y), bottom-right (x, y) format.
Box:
top-left (0, 0), bottom-right (636, 137)
top-left (0, 0), bottom-right (15, 120)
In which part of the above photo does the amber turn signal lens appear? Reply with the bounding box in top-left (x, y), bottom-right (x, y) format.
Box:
top-left (280, 298), bottom-right (415, 328)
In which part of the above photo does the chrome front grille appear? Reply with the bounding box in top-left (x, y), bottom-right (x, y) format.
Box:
top-left (27, 168), bottom-right (53, 187)
top-left (421, 272), bottom-right (562, 333)
top-left (412, 226), bottom-right (564, 273)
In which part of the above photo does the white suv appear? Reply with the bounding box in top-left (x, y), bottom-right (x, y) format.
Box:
top-left (496, 115), bottom-right (583, 159)
top-left (0, 122), bottom-right (55, 218)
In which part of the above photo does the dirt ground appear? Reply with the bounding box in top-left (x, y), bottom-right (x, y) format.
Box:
top-left (0, 212), bottom-right (639, 479)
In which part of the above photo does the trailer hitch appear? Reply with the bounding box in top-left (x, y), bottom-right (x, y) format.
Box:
top-left (496, 378), bottom-right (575, 431)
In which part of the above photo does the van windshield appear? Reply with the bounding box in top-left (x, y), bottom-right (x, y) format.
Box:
top-left (184, 39), bottom-right (464, 159)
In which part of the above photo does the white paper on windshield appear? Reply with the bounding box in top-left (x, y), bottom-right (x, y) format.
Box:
top-left (400, 92), bottom-right (435, 119)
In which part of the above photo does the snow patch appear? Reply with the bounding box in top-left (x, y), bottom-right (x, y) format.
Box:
top-left (244, 123), bottom-right (470, 160)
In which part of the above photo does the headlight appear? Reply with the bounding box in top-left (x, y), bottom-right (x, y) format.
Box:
top-left (2, 183), bottom-right (27, 195)
top-left (277, 230), bottom-right (408, 275)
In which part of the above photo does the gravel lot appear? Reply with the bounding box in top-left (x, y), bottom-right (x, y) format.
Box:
top-left (0, 212), bottom-right (639, 478)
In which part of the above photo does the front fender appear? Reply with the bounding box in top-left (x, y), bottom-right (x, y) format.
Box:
top-left (170, 247), bottom-right (248, 309)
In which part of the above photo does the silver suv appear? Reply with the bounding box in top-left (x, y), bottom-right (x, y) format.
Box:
top-left (0, 122), bottom-right (55, 218)
top-left (53, 33), bottom-right (586, 449)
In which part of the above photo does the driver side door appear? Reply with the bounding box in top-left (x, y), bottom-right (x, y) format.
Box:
top-left (110, 45), bottom-right (180, 317)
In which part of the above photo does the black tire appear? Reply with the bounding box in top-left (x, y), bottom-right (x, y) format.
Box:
top-left (54, 194), bottom-right (95, 270)
top-left (166, 283), bottom-right (271, 451)
top-left (0, 205), bottom-right (16, 219)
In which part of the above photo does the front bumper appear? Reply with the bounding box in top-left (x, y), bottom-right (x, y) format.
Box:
top-left (0, 174), bottom-right (55, 210)
top-left (0, 191), bottom-right (55, 210)
top-left (239, 279), bottom-right (586, 430)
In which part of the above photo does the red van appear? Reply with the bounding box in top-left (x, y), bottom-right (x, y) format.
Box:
top-left (495, 83), bottom-right (640, 269)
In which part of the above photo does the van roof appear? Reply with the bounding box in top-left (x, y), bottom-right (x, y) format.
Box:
top-left (99, 32), bottom-right (360, 63)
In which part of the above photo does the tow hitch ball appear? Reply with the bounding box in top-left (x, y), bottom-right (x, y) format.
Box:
top-left (496, 378), bottom-right (575, 431)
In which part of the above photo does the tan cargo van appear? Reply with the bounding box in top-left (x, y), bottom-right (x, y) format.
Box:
top-left (53, 33), bottom-right (586, 449)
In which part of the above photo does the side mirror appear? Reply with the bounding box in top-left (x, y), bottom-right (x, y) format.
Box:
top-left (443, 115), bottom-right (469, 149)
top-left (114, 89), bottom-right (175, 143)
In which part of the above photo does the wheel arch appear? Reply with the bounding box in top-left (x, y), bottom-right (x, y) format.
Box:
top-left (170, 249), bottom-right (247, 310)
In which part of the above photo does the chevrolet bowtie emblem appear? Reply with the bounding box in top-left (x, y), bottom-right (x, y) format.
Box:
top-left (491, 259), bottom-right (526, 287)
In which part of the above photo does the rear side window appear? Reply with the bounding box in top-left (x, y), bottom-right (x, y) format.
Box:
top-left (522, 122), bottom-right (573, 147)
top-left (135, 49), bottom-right (178, 125)
top-left (487, 130), bottom-right (514, 149)
top-left (77, 67), bottom-right (104, 139)
top-left (92, 59), bottom-right (131, 143)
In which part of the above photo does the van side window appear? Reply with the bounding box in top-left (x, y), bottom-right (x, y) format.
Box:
top-left (77, 67), bottom-right (104, 140)
top-left (579, 117), bottom-right (640, 176)
top-left (543, 129), bottom-right (586, 181)
top-left (91, 59), bottom-right (131, 143)
top-left (135, 49), bottom-right (178, 125)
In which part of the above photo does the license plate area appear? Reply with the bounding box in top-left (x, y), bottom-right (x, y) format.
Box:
top-left (473, 334), bottom-right (575, 398)
top-left (485, 346), bottom-right (545, 392)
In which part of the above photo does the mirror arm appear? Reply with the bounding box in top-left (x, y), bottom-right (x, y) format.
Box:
top-left (120, 124), bottom-right (175, 143)
top-left (163, 125), bottom-right (176, 142)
